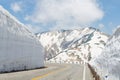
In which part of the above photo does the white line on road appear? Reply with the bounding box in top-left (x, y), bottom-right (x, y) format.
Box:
top-left (83, 62), bottom-right (86, 80)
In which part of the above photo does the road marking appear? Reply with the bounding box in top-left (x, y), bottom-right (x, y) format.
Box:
top-left (83, 62), bottom-right (86, 80)
top-left (32, 65), bottom-right (70, 80)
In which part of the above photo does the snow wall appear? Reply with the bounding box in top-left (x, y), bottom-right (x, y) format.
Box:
top-left (90, 28), bottom-right (120, 80)
top-left (0, 6), bottom-right (44, 72)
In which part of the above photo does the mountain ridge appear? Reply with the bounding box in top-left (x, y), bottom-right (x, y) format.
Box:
top-left (37, 27), bottom-right (109, 63)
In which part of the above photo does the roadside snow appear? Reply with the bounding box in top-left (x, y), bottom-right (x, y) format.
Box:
top-left (0, 5), bottom-right (44, 72)
top-left (90, 28), bottom-right (120, 80)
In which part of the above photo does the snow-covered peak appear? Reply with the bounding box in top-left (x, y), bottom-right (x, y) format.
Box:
top-left (37, 27), bottom-right (109, 63)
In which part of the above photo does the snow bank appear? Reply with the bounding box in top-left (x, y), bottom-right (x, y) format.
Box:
top-left (0, 5), bottom-right (44, 72)
top-left (90, 28), bottom-right (120, 80)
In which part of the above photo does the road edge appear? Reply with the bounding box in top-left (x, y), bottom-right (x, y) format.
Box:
top-left (87, 64), bottom-right (101, 80)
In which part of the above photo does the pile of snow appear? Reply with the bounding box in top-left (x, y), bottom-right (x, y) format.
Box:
top-left (0, 5), bottom-right (44, 72)
top-left (37, 27), bottom-right (108, 64)
top-left (90, 27), bottom-right (120, 80)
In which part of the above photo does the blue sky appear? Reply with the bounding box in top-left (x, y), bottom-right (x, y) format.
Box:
top-left (0, 0), bottom-right (120, 34)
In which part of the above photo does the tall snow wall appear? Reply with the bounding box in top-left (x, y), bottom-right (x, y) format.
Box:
top-left (0, 5), bottom-right (44, 72)
top-left (90, 27), bottom-right (120, 80)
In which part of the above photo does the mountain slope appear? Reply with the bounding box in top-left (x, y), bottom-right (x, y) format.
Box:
top-left (90, 27), bottom-right (120, 80)
top-left (0, 5), bottom-right (44, 72)
top-left (37, 27), bottom-right (108, 63)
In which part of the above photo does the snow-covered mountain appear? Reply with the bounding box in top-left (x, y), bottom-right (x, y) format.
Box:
top-left (37, 27), bottom-right (109, 63)
top-left (0, 5), bottom-right (44, 72)
top-left (90, 27), bottom-right (120, 80)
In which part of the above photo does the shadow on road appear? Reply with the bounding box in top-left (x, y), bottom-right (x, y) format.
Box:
top-left (0, 66), bottom-right (47, 74)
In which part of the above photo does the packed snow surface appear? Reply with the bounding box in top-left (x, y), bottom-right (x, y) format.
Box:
top-left (0, 5), bottom-right (44, 72)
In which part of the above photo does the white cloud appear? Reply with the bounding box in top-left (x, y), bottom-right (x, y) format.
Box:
top-left (11, 2), bottom-right (22, 13)
top-left (27, 0), bottom-right (104, 30)
top-left (98, 23), bottom-right (104, 29)
top-left (26, 24), bottom-right (43, 33)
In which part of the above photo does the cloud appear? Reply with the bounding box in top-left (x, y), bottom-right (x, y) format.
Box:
top-left (11, 2), bottom-right (22, 13)
top-left (26, 0), bottom-right (104, 31)
top-left (98, 23), bottom-right (104, 29)
top-left (26, 24), bottom-right (43, 33)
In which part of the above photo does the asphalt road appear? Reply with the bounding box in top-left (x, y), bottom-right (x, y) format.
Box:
top-left (0, 63), bottom-right (93, 80)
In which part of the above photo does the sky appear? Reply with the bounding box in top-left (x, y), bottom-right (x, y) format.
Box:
top-left (0, 0), bottom-right (120, 34)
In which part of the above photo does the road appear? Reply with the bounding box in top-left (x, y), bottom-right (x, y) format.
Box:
top-left (0, 63), bottom-right (93, 80)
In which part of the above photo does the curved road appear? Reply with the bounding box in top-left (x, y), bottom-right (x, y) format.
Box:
top-left (0, 63), bottom-right (93, 80)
